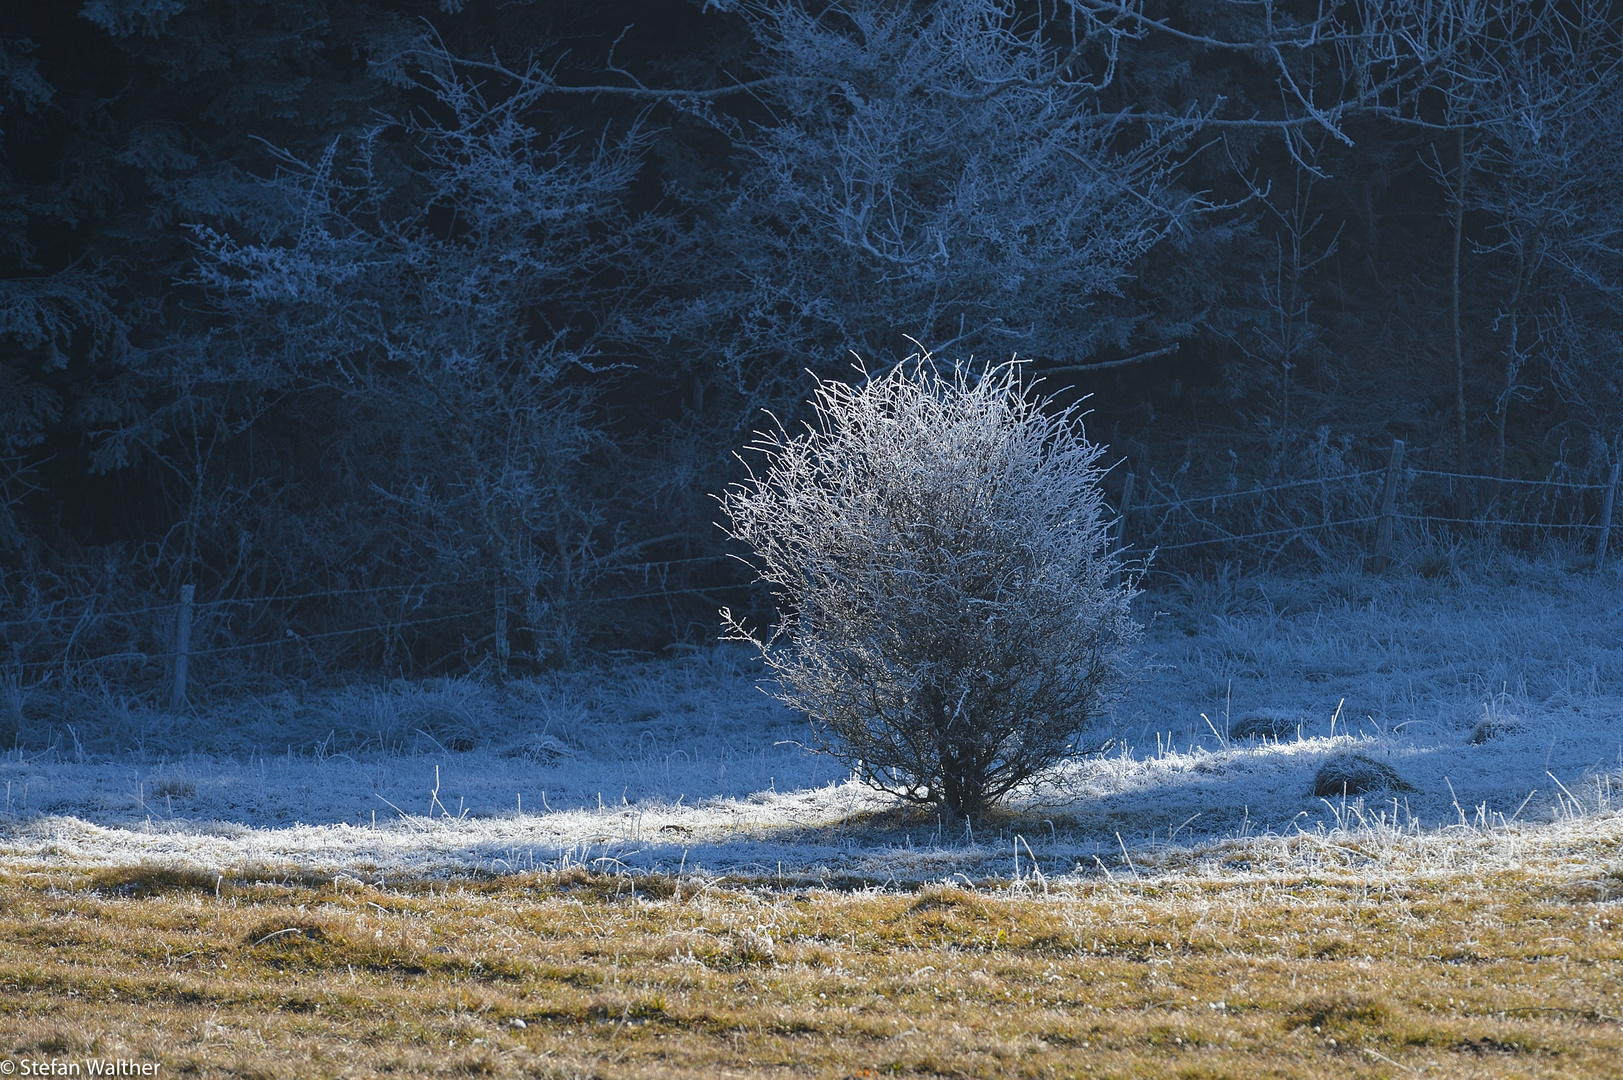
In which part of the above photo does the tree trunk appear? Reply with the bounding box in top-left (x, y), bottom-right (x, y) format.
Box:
top-left (1453, 127), bottom-right (1468, 480)
top-left (933, 695), bottom-right (985, 819)
top-left (1493, 219), bottom-right (1546, 496)
top-left (1495, 319), bottom-right (1514, 480)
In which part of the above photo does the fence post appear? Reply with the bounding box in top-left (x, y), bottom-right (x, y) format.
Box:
top-left (1373, 439), bottom-right (1405, 568)
top-left (494, 577), bottom-right (510, 680)
top-left (171, 583), bottom-right (194, 711)
top-left (1597, 461), bottom-right (1622, 570)
top-left (1115, 471), bottom-right (1135, 551)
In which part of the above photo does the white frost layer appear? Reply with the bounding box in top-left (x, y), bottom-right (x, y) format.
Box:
top-left (2, 558), bottom-right (1621, 885)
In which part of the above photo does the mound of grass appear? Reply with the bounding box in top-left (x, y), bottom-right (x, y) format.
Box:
top-left (86, 865), bottom-right (221, 898)
top-left (1313, 752), bottom-right (1416, 797)
top-left (1230, 710), bottom-right (1303, 741)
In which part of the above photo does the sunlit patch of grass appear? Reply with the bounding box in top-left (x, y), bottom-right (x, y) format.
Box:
top-left (0, 867), bottom-right (1618, 1077)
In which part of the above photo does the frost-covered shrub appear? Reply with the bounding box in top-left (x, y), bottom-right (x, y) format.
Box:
top-left (720, 359), bottom-right (1138, 816)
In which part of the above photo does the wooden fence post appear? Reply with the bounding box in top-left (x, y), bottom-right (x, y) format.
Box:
top-left (1115, 471), bottom-right (1135, 551)
top-left (171, 583), bottom-right (194, 711)
top-left (1373, 439), bottom-right (1405, 568)
top-left (494, 577), bottom-right (510, 680)
top-left (1597, 461), bottom-right (1621, 570)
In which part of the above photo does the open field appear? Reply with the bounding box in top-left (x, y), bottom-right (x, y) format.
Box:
top-left (1, 553), bottom-right (1622, 1074)
top-left (0, 862), bottom-right (1620, 1078)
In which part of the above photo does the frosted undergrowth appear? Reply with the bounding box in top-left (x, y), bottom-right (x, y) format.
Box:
top-left (2, 555), bottom-right (1621, 887)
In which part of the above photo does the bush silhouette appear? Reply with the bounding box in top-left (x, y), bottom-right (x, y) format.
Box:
top-left (721, 358), bottom-right (1138, 817)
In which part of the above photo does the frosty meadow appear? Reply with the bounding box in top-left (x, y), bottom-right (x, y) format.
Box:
top-left (3, 550), bottom-right (1620, 887)
top-left (6, 0), bottom-right (1623, 1072)
top-left (10, 362), bottom-right (1620, 883)
top-left (1, 553), bottom-right (1621, 1078)
top-left (5, 365), bottom-right (1623, 1076)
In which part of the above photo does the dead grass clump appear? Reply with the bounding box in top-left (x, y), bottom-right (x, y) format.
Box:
top-left (1287, 993), bottom-right (1391, 1031)
top-left (906, 883), bottom-right (990, 916)
top-left (1305, 935), bottom-right (1357, 959)
top-left (1551, 879), bottom-right (1617, 903)
top-left (670, 927), bottom-right (778, 968)
top-left (1312, 751), bottom-right (1416, 796)
top-left (1453, 1035), bottom-right (1539, 1055)
top-left (87, 864), bottom-right (220, 898)
top-left (593, 994), bottom-right (672, 1022)
top-left (234, 916), bottom-right (494, 980)
top-left (533, 863), bottom-right (648, 902)
top-left (148, 772), bottom-right (196, 798)
top-left (452, 1050), bottom-right (501, 1075)
top-left (718, 930), bottom-right (776, 966)
top-left (632, 874), bottom-right (678, 900)
top-left (217, 1061), bottom-right (282, 1080)
top-left (239, 921), bottom-right (339, 971)
top-left (243, 922), bottom-right (329, 948)
top-left (1416, 550), bottom-right (1460, 579)
top-left (29, 1032), bottom-right (80, 1056)
top-left (1230, 709), bottom-right (1302, 740)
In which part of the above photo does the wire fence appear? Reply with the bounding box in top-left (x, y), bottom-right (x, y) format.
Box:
top-left (0, 553), bottom-right (752, 699)
top-left (1133, 468), bottom-right (1388, 513)
top-left (1119, 450), bottom-right (1623, 572)
top-left (5, 453), bottom-right (1620, 702)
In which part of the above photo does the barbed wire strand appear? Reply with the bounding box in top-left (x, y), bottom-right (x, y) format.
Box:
top-left (1394, 512), bottom-right (1601, 530)
top-left (1, 600), bottom-right (176, 626)
top-left (1133, 468), bottom-right (1386, 513)
top-left (0, 583), bottom-right (456, 626)
top-left (185, 608), bottom-right (489, 657)
top-left (1406, 467), bottom-right (1605, 490)
top-left (1144, 515), bottom-right (1382, 552)
top-left (1, 555), bottom-right (741, 628)
top-left (3, 577), bottom-right (755, 668)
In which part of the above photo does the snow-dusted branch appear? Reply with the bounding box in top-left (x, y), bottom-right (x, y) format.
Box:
top-left (719, 357), bottom-right (1139, 816)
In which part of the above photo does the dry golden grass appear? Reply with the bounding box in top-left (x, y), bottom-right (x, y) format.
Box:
top-left (0, 863), bottom-right (1619, 1078)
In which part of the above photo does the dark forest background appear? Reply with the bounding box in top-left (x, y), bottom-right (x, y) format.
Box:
top-left (3, 0), bottom-right (1621, 692)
